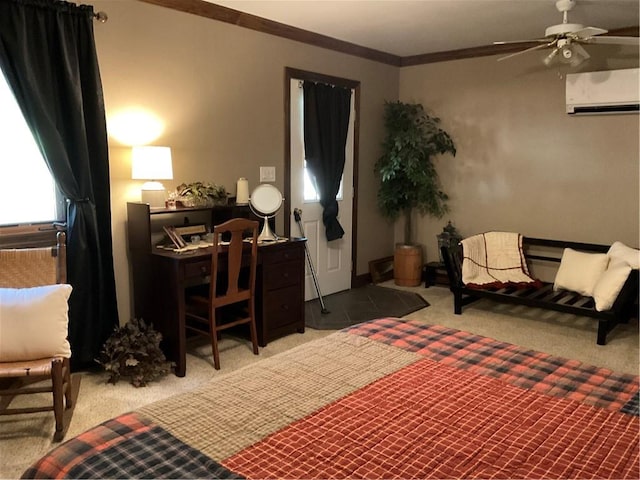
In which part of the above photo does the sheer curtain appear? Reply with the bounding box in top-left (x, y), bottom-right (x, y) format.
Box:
top-left (303, 82), bottom-right (352, 241)
top-left (0, 0), bottom-right (119, 368)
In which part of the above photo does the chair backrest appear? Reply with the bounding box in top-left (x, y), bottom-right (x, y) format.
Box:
top-left (210, 219), bottom-right (258, 307)
top-left (0, 232), bottom-right (66, 287)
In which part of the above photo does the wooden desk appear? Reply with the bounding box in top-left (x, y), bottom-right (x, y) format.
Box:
top-left (127, 202), bottom-right (306, 376)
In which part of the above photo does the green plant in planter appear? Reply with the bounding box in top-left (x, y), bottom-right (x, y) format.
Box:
top-left (375, 101), bottom-right (456, 245)
top-left (96, 318), bottom-right (174, 387)
top-left (176, 181), bottom-right (227, 207)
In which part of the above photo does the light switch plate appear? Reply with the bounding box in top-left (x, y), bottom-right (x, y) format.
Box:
top-left (260, 166), bottom-right (276, 182)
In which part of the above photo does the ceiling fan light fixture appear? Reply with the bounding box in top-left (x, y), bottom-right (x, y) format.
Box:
top-left (570, 57), bottom-right (584, 67)
top-left (559, 43), bottom-right (589, 67)
top-left (543, 48), bottom-right (559, 66)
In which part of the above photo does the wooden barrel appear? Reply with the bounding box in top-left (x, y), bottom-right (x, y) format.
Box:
top-left (394, 244), bottom-right (423, 287)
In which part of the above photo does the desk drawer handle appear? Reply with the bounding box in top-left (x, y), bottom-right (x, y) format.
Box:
top-left (282, 272), bottom-right (289, 279)
top-left (200, 266), bottom-right (208, 275)
top-left (281, 304), bottom-right (290, 311)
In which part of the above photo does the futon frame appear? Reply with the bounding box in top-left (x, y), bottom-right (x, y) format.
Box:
top-left (441, 237), bottom-right (639, 345)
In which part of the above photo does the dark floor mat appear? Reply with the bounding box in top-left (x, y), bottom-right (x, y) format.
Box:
top-left (305, 284), bottom-right (429, 330)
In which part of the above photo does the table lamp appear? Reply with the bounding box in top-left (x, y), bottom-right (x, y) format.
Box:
top-left (132, 146), bottom-right (173, 208)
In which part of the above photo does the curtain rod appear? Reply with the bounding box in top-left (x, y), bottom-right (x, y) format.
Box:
top-left (298, 80), bottom-right (341, 88)
top-left (298, 80), bottom-right (353, 91)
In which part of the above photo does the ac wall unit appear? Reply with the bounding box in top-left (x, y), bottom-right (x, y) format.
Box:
top-left (566, 68), bottom-right (639, 115)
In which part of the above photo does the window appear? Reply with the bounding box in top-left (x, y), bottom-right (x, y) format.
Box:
top-left (293, 81), bottom-right (345, 204)
top-left (303, 161), bottom-right (343, 202)
top-left (0, 68), bottom-right (64, 226)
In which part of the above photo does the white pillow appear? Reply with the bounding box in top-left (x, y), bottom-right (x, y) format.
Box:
top-left (0, 284), bottom-right (72, 362)
top-left (553, 248), bottom-right (609, 297)
top-left (592, 258), bottom-right (633, 311)
top-left (608, 241), bottom-right (640, 269)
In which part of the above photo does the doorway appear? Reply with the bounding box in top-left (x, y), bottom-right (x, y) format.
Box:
top-left (284, 68), bottom-right (360, 300)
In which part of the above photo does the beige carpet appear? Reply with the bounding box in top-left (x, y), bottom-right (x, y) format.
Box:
top-left (1, 283), bottom-right (638, 479)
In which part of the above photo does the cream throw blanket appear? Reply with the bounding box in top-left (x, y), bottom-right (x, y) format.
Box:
top-left (461, 232), bottom-right (538, 288)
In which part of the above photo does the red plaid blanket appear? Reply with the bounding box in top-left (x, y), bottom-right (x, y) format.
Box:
top-left (348, 319), bottom-right (639, 412)
top-left (224, 356), bottom-right (638, 479)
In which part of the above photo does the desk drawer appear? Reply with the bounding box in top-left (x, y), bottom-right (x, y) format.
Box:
top-left (263, 260), bottom-right (300, 290)
top-left (261, 245), bottom-right (303, 265)
top-left (263, 284), bottom-right (303, 330)
top-left (184, 260), bottom-right (211, 279)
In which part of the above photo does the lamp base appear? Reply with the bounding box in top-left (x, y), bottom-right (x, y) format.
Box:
top-left (141, 187), bottom-right (166, 209)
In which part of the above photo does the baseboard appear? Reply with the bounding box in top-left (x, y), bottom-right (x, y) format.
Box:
top-left (353, 273), bottom-right (371, 288)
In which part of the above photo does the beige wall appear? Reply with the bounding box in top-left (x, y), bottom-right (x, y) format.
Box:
top-left (399, 52), bottom-right (639, 265)
top-left (93, 0), bottom-right (639, 325)
top-left (93, 0), bottom-right (399, 324)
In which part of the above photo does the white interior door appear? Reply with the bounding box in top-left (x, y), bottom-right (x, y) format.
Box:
top-left (290, 79), bottom-right (354, 300)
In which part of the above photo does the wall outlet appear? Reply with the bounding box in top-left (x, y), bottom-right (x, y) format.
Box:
top-left (260, 166), bottom-right (276, 182)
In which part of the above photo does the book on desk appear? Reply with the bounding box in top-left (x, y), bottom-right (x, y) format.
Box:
top-left (159, 224), bottom-right (289, 253)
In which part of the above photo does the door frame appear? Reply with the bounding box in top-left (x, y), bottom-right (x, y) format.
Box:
top-left (284, 67), bottom-right (361, 288)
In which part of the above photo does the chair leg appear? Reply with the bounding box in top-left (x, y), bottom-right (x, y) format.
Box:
top-left (62, 357), bottom-right (73, 409)
top-left (51, 358), bottom-right (65, 440)
top-left (249, 300), bottom-right (259, 356)
top-left (210, 308), bottom-right (221, 370)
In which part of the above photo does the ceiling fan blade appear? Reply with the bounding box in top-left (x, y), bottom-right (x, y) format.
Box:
top-left (497, 42), bottom-right (554, 62)
top-left (493, 39), bottom-right (549, 45)
top-left (583, 36), bottom-right (640, 46)
top-left (572, 26), bottom-right (608, 38)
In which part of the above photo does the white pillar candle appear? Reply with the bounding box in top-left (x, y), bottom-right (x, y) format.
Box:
top-left (236, 177), bottom-right (249, 205)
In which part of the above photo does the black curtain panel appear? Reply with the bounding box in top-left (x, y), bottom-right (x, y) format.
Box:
top-left (0, 0), bottom-right (119, 369)
top-left (303, 82), bottom-right (352, 241)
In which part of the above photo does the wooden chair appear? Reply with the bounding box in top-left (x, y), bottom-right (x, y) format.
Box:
top-left (0, 232), bottom-right (78, 442)
top-left (185, 218), bottom-right (259, 370)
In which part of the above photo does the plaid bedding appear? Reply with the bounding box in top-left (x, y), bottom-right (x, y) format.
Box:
top-left (225, 357), bottom-right (638, 479)
top-left (21, 413), bottom-right (241, 479)
top-left (22, 318), bottom-right (639, 479)
top-left (347, 318), bottom-right (639, 413)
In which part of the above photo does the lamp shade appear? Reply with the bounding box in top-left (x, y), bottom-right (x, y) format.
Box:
top-left (131, 146), bottom-right (173, 180)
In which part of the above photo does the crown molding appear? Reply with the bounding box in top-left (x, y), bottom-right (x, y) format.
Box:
top-left (138, 0), bottom-right (402, 66)
top-left (137, 1), bottom-right (638, 68)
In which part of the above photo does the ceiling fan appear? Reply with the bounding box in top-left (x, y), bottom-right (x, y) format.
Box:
top-left (494, 0), bottom-right (639, 67)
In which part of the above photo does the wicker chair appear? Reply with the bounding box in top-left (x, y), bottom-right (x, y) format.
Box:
top-left (0, 232), bottom-right (77, 442)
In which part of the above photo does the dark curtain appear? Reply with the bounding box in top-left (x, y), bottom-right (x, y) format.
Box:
top-left (303, 82), bottom-right (352, 241)
top-left (0, 0), bottom-right (119, 369)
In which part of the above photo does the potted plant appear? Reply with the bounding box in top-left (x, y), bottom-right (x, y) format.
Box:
top-left (375, 101), bottom-right (456, 286)
top-left (96, 318), bottom-right (174, 387)
top-left (175, 181), bottom-right (228, 207)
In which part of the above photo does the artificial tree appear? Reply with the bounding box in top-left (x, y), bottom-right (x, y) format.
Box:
top-left (376, 101), bottom-right (456, 246)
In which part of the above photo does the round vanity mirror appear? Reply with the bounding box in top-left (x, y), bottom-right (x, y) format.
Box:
top-left (249, 184), bottom-right (283, 242)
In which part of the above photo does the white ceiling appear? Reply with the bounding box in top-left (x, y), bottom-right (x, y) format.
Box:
top-left (208, 0), bottom-right (639, 57)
